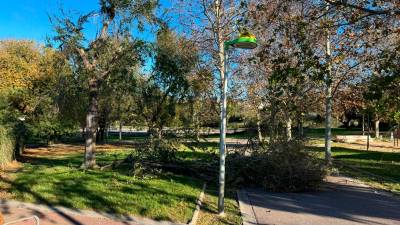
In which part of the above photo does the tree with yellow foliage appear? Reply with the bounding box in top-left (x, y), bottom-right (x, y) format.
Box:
top-left (0, 40), bottom-right (41, 91)
top-left (0, 40), bottom-right (72, 159)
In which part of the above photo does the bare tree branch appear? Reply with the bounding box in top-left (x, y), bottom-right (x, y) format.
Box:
top-left (325, 0), bottom-right (400, 15)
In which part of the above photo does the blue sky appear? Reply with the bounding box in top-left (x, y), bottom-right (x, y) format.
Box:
top-left (0, 0), bottom-right (171, 43)
top-left (0, 0), bottom-right (95, 42)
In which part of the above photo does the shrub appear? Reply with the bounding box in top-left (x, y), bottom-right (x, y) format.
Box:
top-left (0, 126), bottom-right (14, 167)
top-left (124, 138), bottom-right (179, 178)
top-left (141, 138), bottom-right (178, 163)
top-left (227, 140), bottom-right (326, 192)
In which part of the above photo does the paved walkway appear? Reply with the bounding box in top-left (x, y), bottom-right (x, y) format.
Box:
top-left (238, 176), bottom-right (400, 225)
top-left (1, 200), bottom-right (180, 225)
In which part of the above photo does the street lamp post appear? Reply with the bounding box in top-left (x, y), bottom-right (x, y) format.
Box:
top-left (218, 32), bottom-right (257, 215)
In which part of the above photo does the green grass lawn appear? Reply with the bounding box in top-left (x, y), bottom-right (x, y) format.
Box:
top-left (197, 188), bottom-right (242, 225)
top-left (106, 134), bottom-right (147, 141)
top-left (309, 141), bottom-right (400, 194)
top-left (0, 147), bottom-right (203, 223)
top-left (178, 142), bottom-right (242, 225)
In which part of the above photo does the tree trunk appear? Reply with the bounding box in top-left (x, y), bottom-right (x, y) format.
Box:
top-left (269, 102), bottom-right (278, 143)
top-left (297, 118), bottom-right (304, 138)
top-left (157, 127), bottom-right (163, 139)
top-left (119, 121), bottom-right (123, 141)
top-left (191, 99), bottom-right (200, 141)
top-left (106, 126), bottom-right (109, 139)
top-left (194, 113), bottom-right (200, 141)
top-left (362, 114), bottom-right (365, 136)
top-left (286, 117), bottom-right (292, 141)
top-left (82, 80), bottom-right (99, 169)
top-left (325, 82), bottom-right (332, 164)
top-left (81, 127), bottom-right (85, 139)
top-left (257, 113), bottom-right (263, 143)
top-left (14, 136), bottom-right (24, 161)
top-left (98, 112), bottom-right (107, 143)
top-left (13, 122), bottom-right (26, 161)
top-left (324, 7), bottom-right (332, 165)
top-left (375, 119), bottom-right (380, 139)
top-left (217, 13), bottom-right (227, 214)
top-left (367, 114), bottom-right (370, 150)
top-left (99, 127), bottom-right (105, 143)
top-left (96, 128), bottom-right (100, 143)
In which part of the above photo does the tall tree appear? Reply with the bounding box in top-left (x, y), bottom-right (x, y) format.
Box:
top-left (186, 67), bottom-right (215, 140)
top-left (0, 40), bottom-right (71, 157)
top-left (244, 0), bottom-right (325, 142)
top-left (52, 0), bottom-right (157, 169)
top-left (174, 0), bottom-right (248, 211)
top-left (364, 42), bottom-right (400, 138)
top-left (137, 28), bottom-right (197, 139)
top-left (0, 40), bottom-right (41, 91)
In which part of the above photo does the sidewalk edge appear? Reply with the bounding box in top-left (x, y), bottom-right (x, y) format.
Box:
top-left (237, 190), bottom-right (257, 225)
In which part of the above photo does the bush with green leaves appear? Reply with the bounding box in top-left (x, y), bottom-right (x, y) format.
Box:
top-left (394, 111), bottom-right (400, 125)
top-left (140, 138), bottom-right (179, 163)
top-left (227, 140), bottom-right (326, 192)
top-left (123, 138), bottom-right (179, 178)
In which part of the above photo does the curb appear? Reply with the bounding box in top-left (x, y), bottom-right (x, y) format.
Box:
top-left (237, 190), bottom-right (258, 225)
top-left (188, 183), bottom-right (207, 225)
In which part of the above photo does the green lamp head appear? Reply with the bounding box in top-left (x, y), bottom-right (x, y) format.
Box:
top-left (225, 31), bottom-right (257, 49)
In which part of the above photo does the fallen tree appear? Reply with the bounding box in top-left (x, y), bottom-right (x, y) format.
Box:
top-left (102, 138), bottom-right (326, 192)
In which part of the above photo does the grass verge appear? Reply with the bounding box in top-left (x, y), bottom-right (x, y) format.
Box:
top-left (197, 187), bottom-right (242, 225)
top-left (0, 145), bottom-right (203, 223)
top-left (308, 140), bottom-right (400, 194)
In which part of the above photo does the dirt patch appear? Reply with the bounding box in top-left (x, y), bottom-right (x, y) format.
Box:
top-left (0, 187), bottom-right (13, 199)
top-left (0, 162), bottom-right (19, 199)
top-left (334, 140), bottom-right (400, 152)
top-left (23, 143), bottom-right (133, 158)
top-left (1, 161), bottom-right (23, 172)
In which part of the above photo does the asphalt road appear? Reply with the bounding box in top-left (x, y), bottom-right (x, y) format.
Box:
top-left (239, 176), bottom-right (400, 225)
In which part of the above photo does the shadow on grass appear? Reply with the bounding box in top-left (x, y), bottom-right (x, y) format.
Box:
top-left (1, 150), bottom-right (203, 223)
top-left (0, 175), bottom-right (85, 225)
top-left (309, 145), bottom-right (400, 185)
top-left (305, 128), bottom-right (362, 138)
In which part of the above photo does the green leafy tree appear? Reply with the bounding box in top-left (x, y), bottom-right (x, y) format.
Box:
top-left (137, 28), bottom-right (198, 139)
top-left (52, 0), bottom-right (157, 168)
top-left (186, 67), bottom-right (215, 140)
top-left (364, 49), bottom-right (400, 137)
top-left (0, 40), bottom-right (72, 158)
top-left (100, 63), bottom-right (141, 141)
top-left (244, 0), bottom-right (324, 142)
